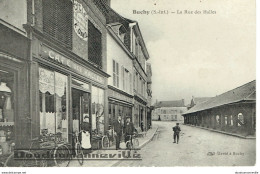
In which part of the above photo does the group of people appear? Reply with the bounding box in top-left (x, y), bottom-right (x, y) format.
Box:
top-left (113, 115), bottom-right (136, 150)
top-left (80, 115), bottom-right (182, 150)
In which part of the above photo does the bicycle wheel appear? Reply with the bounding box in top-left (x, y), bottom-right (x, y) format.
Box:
top-left (133, 138), bottom-right (139, 149)
top-left (4, 150), bottom-right (38, 167)
top-left (102, 136), bottom-right (109, 149)
top-left (76, 143), bottom-right (84, 166)
top-left (53, 144), bottom-right (71, 167)
top-left (126, 141), bottom-right (133, 150)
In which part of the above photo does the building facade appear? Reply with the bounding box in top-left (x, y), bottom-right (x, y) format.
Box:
top-left (146, 63), bottom-right (152, 129)
top-left (182, 80), bottom-right (256, 137)
top-left (0, 0), bottom-right (151, 158)
top-left (0, 0), bottom-right (111, 155)
top-left (152, 100), bottom-right (187, 122)
top-left (97, 2), bottom-right (150, 131)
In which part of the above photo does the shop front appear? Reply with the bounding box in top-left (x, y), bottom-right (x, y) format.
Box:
top-left (30, 42), bottom-right (109, 150)
top-left (0, 24), bottom-right (30, 158)
top-left (133, 96), bottom-right (147, 132)
top-left (107, 86), bottom-right (133, 129)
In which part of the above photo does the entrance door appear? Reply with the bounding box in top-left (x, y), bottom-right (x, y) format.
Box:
top-left (72, 89), bottom-right (91, 133)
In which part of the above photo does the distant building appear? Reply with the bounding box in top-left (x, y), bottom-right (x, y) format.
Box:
top-left (187, 97), bottom-right (212, 110)
top-left (152, 100), bottom-right (187, 121)
top-left (182, 80), bottom-right (256, 137)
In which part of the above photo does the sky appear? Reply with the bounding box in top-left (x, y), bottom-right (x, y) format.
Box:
top-left (110, 0), bottom-right (256, 105)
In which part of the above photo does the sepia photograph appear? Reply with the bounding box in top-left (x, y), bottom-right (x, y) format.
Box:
top-left (0, 0), bottom-right (257, 171)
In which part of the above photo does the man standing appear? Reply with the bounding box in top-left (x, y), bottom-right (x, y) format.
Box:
top-left (173, 123), bottom-right (181, 144)
top-left (124, 116), bottom-right (135, 144)
top-left (113, 116), bottom-right (123, 150)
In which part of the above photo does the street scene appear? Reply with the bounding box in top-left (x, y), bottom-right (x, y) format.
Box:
top-left (115, 121), bottom-right (256, 167)
top-left (0, 0), bottom-right (256, 170)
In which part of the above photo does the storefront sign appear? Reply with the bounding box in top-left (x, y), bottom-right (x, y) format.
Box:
top-left (40, 46), bottom-right (105, 84)
top-left (73, 1), bottom-right (88, 41)
top-left (108, 89), bottom-right (133, 104)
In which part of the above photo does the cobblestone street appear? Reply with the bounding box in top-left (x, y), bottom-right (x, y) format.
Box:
top-left (114, 121), bottom-right (256, 167)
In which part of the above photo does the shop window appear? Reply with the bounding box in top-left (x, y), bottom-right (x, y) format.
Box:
top-left (91, 86), bottom-right (104, 135)
top-left (39, 67), bottom-right (68, 142)
top-left (0, 69), bottom-right (14, 155)
top-left (88, 21), bottom-right (102, 69)
top-left (43, 0), bottom-right (73, 48)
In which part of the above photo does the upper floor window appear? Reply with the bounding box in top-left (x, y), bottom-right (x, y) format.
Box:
top-left (88, 21), bottom-right (102, 69)
top-left (113, 60), bottom-right (119, 87)
top-left (43, 0), bottom-right (73, 48)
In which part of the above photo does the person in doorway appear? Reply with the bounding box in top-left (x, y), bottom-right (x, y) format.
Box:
top-left (81, 116), bottom-right (91, 154)
top-left (172, 123), bottom-right (181, 144)
top-left (124, 116), bottom-right (135, 145)
top-left (141, 121), bottom-right (144, 132)
top-left (113, 116), bottom-right (123, 150)
top-left (107, 125), bottom-right (113, 146)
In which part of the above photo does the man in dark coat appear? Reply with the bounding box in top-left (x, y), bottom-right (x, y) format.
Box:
top-left (173, 123), bottom-right (181, 144)
top-left (113, 116), bottom-right (123, 150)
top-left (124, 116), bottom-right (135, 143)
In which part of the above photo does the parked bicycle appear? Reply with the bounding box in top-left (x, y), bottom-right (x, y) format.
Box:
top-left (72, 130), bottom-right (84, 166)
top-left (101, 128), bottom-right (116, 149)
top-left (4, 133), bottom-right (72, 167)
top-left (125, 134), bottom-right (139, 150)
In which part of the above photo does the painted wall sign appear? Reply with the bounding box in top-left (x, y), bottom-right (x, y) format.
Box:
top-left (73, 0), bottom-right (88, 41)
top-left (40, 45), bottom-right (105, 84)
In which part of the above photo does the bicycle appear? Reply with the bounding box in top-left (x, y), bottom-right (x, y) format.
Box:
top-left (101, 134), bottom-right (110, 149)
top-left (101, 129), bottom-right (116, 149)
top-left (4, 133), bottom-right (72, 167)
top-left (4, 139), bottom-right (40, 167)
top-left (125, 134), bottom-right (139, 150)
top-left (72, 130), bottom-right (84, 166)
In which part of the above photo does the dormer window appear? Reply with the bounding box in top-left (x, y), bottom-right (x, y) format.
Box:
top-left (110, 23), bottom-right (127, 43)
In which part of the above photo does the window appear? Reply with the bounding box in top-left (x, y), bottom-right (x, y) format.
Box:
top-left (113, 60), bottom-right (119, 87)
top-left (91, 86), bottom-right (105, 134)
top-left (88, 21), bottom-right (102, 69)
top-left (135, 72), bottom-right (138, 91)
top-left (129, 73), bottom-right (132, 93)
top-left (0, 69), bottom-right (15, 155)
top-left (237, 113), bottom-right (245, 126)
top-left (39, 67), bottom-right (68, 142)
top-left (43, 0), bottom-right (73, 48)
top-left (122, 66), bottom-right (125, 90)
top-left (216, 115), bottom-right (220, 125)
top-left (135, 39), bottom-right (139, 58)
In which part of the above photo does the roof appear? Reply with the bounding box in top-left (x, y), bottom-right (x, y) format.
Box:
top-left (183, 80), bottom-right (256, 115)
top-left (95, 0), bottom-right (150, 59)
top-left (192, 97), bottom-right (212, 105)
top-left (154, 100), bottom-right (185, 108)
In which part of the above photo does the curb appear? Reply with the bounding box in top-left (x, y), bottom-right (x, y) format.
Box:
top-left (110, 126), bottom-right (159, 167)
top-left (185, 124), bottom-right (256, 139)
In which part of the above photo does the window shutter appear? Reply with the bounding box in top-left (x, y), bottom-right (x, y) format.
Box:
top-left (43, 0), bottom-right (73, 48)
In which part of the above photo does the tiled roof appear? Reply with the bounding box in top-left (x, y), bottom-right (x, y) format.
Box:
top-left (183, 80), bottom-right (256, 115)
top-left (154, 100), bottom-right (185, 108)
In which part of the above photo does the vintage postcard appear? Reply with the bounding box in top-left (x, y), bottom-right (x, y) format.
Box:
top-left (0, 0), bottom-right (257, 171)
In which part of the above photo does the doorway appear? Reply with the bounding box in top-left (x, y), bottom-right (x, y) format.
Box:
top-left (72, 88), bottom-right (91, 133)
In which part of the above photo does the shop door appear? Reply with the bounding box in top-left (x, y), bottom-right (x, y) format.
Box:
top-left (72, 89), bottom-right (91, 133)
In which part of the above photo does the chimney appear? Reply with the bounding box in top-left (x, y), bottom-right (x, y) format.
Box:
top-left (182, 99), bottom-right (185, 106)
